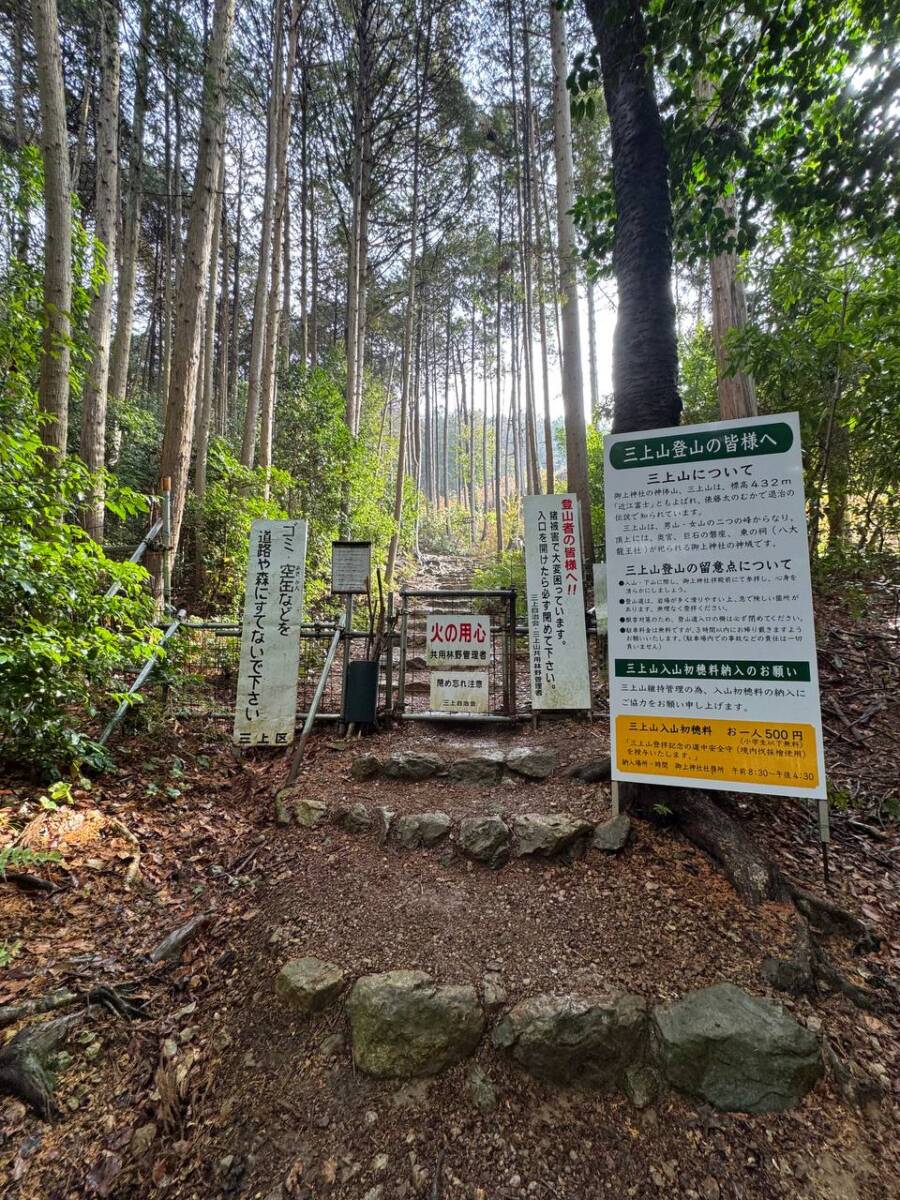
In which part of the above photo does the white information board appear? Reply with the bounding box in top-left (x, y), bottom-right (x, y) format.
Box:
top-left (233, 519), bottom-right (307, 746)
top-left (524, 493), bottom-right (591, 710)
top-left (430, 670), bottom-right (490, 714)
top-left (604, 412), bottom-right (826, 798)
top-left (425, 614), bottom-right (491, 667)
top-left (331, 540), bottom-right (372, 594)
top-left (593, 561), bottom-right (608, 634)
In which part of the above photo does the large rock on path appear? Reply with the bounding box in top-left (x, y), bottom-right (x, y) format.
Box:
top-left (592, 814), bottom-right (631, 852)
top-left (295, 798), bottom-right (328, 828)
top-left (565, 756), bottom-right (612, 783)
top-left (652, 983), bottom-right (823, 1112)
top-left (513, 812), bottom-right (594, 858)
top-left (493, 993), bottom-right (649, 1089)
top-left (275, 957), bottom-right (346, 1014)
top-left (446, 753), bottom-right (505, 784)
top-left (391, 812), bottom-right (451, 849)
top-left (382, 752), bottom-right (443, 781)
top-left (348, 971), bottom-right (485, 1078)
top-left (459, 815), bottom-right (511, 867)
top-left (275, 789), bottom-right (329, 827)
top-left (505, 747), bottom-right (558, 779)
top-left (350, 754), bottom-right (381, 781)
top-left (334, 802), bottom-right (373, 833)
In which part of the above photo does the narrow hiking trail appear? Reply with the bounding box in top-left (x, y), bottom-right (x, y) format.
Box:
top-left (1, 559), bottom-right (899, 1200)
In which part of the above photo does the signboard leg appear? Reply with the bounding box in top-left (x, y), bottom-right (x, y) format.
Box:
top-left (818, 798), bottom-right (831, 889)
top-left (611, 780), bottom-right (620, 818)
top-left (384, 593), bottom-right (394, 721)
top-left (341, 593), bottom-right (354, 723)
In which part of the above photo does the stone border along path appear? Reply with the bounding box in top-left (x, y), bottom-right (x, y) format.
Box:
top-left (276, 748), bottom-right (626, 866)
top-left (275, 791), bottom-right (631, 866)
top-left (275, 961), bottom-right (824, 1115)
top-left (347, 747), bottom-right (614, 786)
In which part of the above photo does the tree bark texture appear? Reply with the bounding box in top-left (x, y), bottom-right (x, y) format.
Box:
top-left (583, 0), bottom-right (680, 435)
top-left (80, 0), bottom-right (120, 541)
top-left (709, 212), bottom-right (758, 421)
top-left (385, 7), bottom-right (431, 585)
top-left (31, 0), bottom-right (73, 459)
top-left (240, 0), bottom-right (284, 467)
top-left (156, 0), bottom-right (236, 584)
top-left (551, 2), bottom-right (593, 561)
top-left (108, 0), bottom-right (153, 411)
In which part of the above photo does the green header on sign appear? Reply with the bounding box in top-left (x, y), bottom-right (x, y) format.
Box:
top-left (614, 658), bottom-right (811, 682)
top-left (609, 421), bottom-right (793, 470)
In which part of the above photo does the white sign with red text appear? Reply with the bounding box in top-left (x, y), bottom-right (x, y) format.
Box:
top-left (524, 493), bottom-right (591, 710)
top-left (425, 614), bottom-right (491, 667)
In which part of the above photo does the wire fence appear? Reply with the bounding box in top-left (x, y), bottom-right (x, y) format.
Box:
top-left (106, 598), bottom-right (609, 741)
top-left (170, 620), bottom-right (387, 725)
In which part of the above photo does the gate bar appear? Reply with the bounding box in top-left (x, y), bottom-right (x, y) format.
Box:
top-left (401, 711), bottom-right (516, 724)
top-left (400, 588), bottom-right (515, 598)
top-left (286, 611), bottom-right (346, 784)
top-left (104, 516), bottom-right (163, 600)
top-left (99, 608), bottom-right (187, 745)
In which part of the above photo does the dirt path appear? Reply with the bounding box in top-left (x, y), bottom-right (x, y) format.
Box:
top-left (1, 568), bottom-right (899, 1200)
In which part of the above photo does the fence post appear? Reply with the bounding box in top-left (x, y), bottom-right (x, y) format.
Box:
top-left (160, 476), bottom-right (173, 613)
top-left (287, 612), bottom-right (346, 784)
top-left (507, 588), bottom-right (517, 717)
top-left (99, 608), bottom-right (186, 745)
top-left (397, 592), bottom-right (409, 715)
top-left (384, 592), bottom-right (394, 718)
top-left (341, 593), bottom-right (354, 722)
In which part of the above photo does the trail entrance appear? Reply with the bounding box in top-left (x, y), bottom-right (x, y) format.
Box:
top-left (393, 587), bottom-right (518, 722)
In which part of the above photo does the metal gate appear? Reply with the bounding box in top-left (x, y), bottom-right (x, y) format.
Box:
top-left (391, 588), bottom-right (518, 721)
top-left (170, 619), bottom-right (385, 725)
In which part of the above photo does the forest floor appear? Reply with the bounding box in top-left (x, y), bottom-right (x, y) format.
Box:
top-left (1, 568), bottom-right (899, 1200)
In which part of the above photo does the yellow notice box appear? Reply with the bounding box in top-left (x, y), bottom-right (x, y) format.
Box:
top-left (615, 716), bottom-right (820, 790)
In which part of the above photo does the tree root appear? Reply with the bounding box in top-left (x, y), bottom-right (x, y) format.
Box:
top-left (0, 1013), bottom-right (82, 1117)
top-left (619, 782), bottom-right (785, 904)
top-left (0, 983), bottom-right (146, 1031)
top-left (1, 871), bottom-right (59, 893)
top-left (0, 984), bottom-right (146, 1117)
top-left (788, 883), bottom-right (880, 951)
top-left (148, 912), bottom-right (212, 963)
top-left (106, 816), bottom-right (143, 888)
top-left (621, 781), bottom-right (890, 1014)
top-left (810, 946), bottom-right (888, 1013)
top-left (822, 1037), bottom-right (885, 1112)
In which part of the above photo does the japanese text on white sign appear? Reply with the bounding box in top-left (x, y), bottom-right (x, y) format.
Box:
top-left (430, 671), bottom-right (490, 713)
top-left (425, 614), bottom-right (491, 667)
top-left (233, 519), bottom-right (308, 747)
top-left (604, 412), bottom-right (826, 798)
top-left (524, 493), bottom-right (591, 710)
top-left (331, 540), bottom-right (372, 594)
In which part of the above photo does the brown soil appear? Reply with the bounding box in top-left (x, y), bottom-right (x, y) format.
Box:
top-left (1, 582), bottom-right (898, 1200)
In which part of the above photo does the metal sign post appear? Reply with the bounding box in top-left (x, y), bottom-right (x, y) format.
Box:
top-left (160, 477), bottom-right (172, 614)
top-left (331, 541), bottom-right (372, 721)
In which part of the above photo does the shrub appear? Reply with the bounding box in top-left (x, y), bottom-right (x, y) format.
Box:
top-left (0, 149), bottom-right (159, 776)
